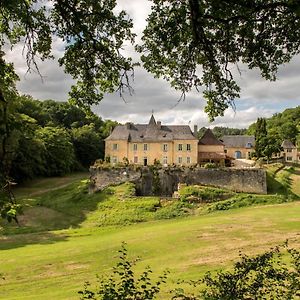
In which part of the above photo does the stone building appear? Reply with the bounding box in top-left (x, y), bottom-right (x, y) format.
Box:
top-left (198, 129), bottom-right (228, 166)
top-left (105, 115), bottom-right (198, 166)
top-left (281, 140), bottom-right (299, 163)
top-left (105, 115), bottom-right (258, 166)
top-left (220, 135), bottom-right (255, 159)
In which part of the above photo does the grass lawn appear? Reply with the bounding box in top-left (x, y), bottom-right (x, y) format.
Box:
top-left (1, 204), bottom-right (300, 299)
top-left (0, 166), bottom-right (299, 299)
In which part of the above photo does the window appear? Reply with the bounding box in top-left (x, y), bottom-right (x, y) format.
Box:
top-left (187, 157), bottom-right (191, 164)
top-left (224, 149), bottom-right (227, 154)
top-left (112, 156), bottom-right (117, 164)
top-left (133, 144), bottom-right (138, 151)
top-left (187, 144), bottom-right (191, 151)
top-left (144, 144), bottom-right (148, 151)
top-left (246, 142), bottom-right (252, 148)
top-left (112, 143), bottom-right (118, 151)
top-left (134, 156), bottom-right (138, 163)
top-left (163, 156), bottom-right (168, 165)
top-left (287, 156), bottom-right (292, 161)
top-left (178, 144), bottom-right (183, 151)
top-left (178, 157), bottom-right (182, 164)
top-left (287, 149), bottom-right (292, 153)
top-left (163, 144), bottom-right (168, 152)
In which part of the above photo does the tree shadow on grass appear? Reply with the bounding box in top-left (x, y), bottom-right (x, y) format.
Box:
top-left (0, 231), bottom-right (68, 250)
top-left (0, 181), bottom-right (112, 249)
top-left (266, 169), bottom-right (297, 198)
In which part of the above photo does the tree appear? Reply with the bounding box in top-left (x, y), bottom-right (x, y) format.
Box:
top-left (138, 0), bottom-right (300, 120)
top-left (254, 117), bottom-right (267, 157)
top-left (78, 243), bottom-right (168, 300)
top-left (71, 124), bottom-right (103, 168)
top-left (1, 1), bottom-right (300, 120)
top-left (37, 127), bottom-right (75, 176)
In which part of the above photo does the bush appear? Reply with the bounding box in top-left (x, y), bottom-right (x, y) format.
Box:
top-left (204, 162), bottom-right (217, 169)
top-left (180, 185), bottom-right (232, 203)
top-left (78, 243), bottom-right (168, 300)
top-left (207, 194), bottom-right (290, 212)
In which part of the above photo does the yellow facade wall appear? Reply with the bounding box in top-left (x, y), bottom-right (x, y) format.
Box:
top-left (105, 140), bottom-right (128, 164)
top-left (281, 148), bottom-right (299, 163)
top-left (173, 140), bottom-right (198, 165)
top-left (198, 144), bottom-right (224, 153)
top-left (225, 147), bottom-right (255, 159)
top-left (105, 140), bottom-right (198, 166)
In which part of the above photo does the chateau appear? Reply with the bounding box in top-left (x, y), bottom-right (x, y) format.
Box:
top-left (105, 115), bottom-right (256, 166)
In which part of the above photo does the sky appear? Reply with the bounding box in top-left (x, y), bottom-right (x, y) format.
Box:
top-left (4, 0), bottom-right (300, 129)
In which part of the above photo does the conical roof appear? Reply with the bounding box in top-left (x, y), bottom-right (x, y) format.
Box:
top-left (199, 129), bottom-right (223, 145)
top-left (148, 114), bottom-right (156, 126)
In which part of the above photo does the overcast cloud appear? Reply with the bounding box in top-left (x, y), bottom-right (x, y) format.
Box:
top-left (4, 0), bottom-right (300, 129)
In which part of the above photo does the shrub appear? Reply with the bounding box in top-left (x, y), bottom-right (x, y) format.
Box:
top-left (172, 243), bottom-right (300, 300)
top-left (180, 185), bottom-right (232, 203)
top-left (204, 162), bottom-right (217, 169)
top-left (78, 243), bottom-right (168, 299)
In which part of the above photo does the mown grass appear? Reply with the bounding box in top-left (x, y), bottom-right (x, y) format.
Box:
top-left (0, 165), bottom-right (299, 299)
top-left (1, 202), bottom-right (300, 300)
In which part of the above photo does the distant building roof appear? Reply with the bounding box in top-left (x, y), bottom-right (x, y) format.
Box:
top-left (105, 115), bottom-right (197, 142)
top-left (199, 129), bottom-right (224, 145)
top-left (221, 135), bottom-right (255, 148)
top-left (281, 139), bottom-right (296, 148)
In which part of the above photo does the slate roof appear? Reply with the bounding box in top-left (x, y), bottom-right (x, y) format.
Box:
top-left (281, 139), bottom-right (296, 149)
top-left (220, 135), bottom-right (255, 148)
top-left (199, 129), bottom-right (224, 145)
top-left (105, 115), bottom-right (197, 142)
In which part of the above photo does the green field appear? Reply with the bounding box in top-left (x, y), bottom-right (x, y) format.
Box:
top-left (0, 166), bottom-right (299, 299)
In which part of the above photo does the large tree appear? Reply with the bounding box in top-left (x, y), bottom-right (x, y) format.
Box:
top-left (1, 1), bottom-right (300, 119)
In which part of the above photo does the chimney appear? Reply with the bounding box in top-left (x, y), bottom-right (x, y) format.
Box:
top-left (194, 125), bottom-right (198, 137)
top-left (157, 121), bottom-right (161, 129)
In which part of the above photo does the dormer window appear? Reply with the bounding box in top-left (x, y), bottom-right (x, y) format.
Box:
top-left (246, 142), bottom-right (252, 148)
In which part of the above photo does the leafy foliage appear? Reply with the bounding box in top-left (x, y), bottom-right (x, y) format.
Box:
top-left (138, 0), bottom-right (300, 120)
top-left (200, 243), bottom-right (300, 300)
top-left (249, 106), bottom-right (300, 149)
top-left (180, 185), bottom-right (233, 203)
top-left (2, 1), bottom-right (300, 120)
top-left (78, 242), bottom-right (168, 300)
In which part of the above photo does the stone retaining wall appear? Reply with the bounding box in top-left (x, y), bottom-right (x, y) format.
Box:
top-left (89, 166), bottom-right (267, 195)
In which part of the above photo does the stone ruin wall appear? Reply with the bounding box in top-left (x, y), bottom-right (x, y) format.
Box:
top-left (89, 166), bottom-right (267, 195)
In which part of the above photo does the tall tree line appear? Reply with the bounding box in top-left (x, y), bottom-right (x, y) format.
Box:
top-left (1, 95), bottom-right (117, 183)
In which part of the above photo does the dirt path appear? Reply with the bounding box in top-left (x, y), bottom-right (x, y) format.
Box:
top-left (14, 172), bottom-right (89, 198)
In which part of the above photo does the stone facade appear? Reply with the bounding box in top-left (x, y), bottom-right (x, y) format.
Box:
top-left (281, 140), bottom-right (299, 163)
top-left (90, 166), bottom-right (267, 195)
top-left (221, 135), bottom-right (255, 159)
top-left (105, 115), bottom-right (198, 166)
